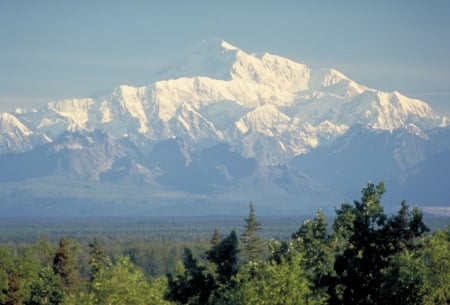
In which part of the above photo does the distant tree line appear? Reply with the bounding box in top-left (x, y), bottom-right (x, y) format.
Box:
top-left (1, 182), bottom-right (449, 305)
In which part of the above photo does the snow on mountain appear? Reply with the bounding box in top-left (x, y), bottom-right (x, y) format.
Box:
top-left (310, 68), bottom-right (366, 95)
top-left (0, 112), bottom-right (34, 153)
top-left (2, 40), bottom-right (450, 216)
top-left (2, 39), bottom-right (448, 165)
top-left (344, 90), bottom-right (445, 130)
top-left (38, 98), bottom-right (94, 136)
top-left (155, 39), bottom-right (240, 81)
top-left (170, 102), bottom-right (225, 145)
top-left (50, 131), bottom-right (127, 180)
top-left (234, 104), bottom-right (291, 136)
top-left (107, 85), bottom-right (149, 134)
top-left (0, 112), bottom-right (33, 137)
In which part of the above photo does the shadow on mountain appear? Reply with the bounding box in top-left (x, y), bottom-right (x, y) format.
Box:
top-left (0, 145), bottom-right (57, 181)
top-left (143, 139), bottom-right (257, 193)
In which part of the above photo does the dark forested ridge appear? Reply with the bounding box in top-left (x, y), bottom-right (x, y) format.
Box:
top-left (1, 182), bottom-right (449, 305)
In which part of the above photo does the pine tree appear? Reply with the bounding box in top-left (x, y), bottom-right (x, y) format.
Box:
top-left (166, 248), bottom-right (213, 305)
top-left (206, 230), bottom-right (240, 304)
top-left (332, 182), bottom-right (388, 305)
top-left (292, 209), bottom-right (334, 294)
top-left (26, 267), bottom-right (63, 305)
top-left (241, 203), bottom-right (264, 262)
top-left (210, 228), bottom-right (220, 246)
top-left (207, 230), bottom-right (240, 284)
top-left (331, 182), bottom-right (430, 305)
top-left (88, 238), bottom-right (109, 283)
top-left (52, 238), bottom-right (76, 291)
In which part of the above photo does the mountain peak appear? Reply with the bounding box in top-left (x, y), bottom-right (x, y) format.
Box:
top-left (195, 39), bottom-right (239, 52)
top-left (2, 40), bottom-right (449, 166)
top-left (154, 39), bottom-right (241, 81)
top-left (0, 112), bottom-right (33, 136)
top-left (219, 40), bottom-right (239, 51)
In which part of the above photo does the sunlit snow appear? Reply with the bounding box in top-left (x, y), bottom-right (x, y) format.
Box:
top-left (1, 40), bottom-right (448, 165)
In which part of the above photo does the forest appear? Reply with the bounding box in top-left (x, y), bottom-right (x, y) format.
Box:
top-left (0, 182), bottom-right (449, 305)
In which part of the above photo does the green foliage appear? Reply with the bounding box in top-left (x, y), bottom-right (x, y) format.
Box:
top-left (148, 277), bottom-right (175, 305)
top-left (210, 228), bottom-right (220, 246)
top-left (25, 267), bottom-right (63, 305)
top-left (122, 240), bottom-right (209, 278)
top-left (166, 248), bottom-right (214, 305)
top-left (5, 249), bottom-right (43, 305)
top-left (91, 256), bottom-right (159, 305)
top-left (0, 248), bottom-right (15, 304)
top-left (383, 201), bottom-right (429, 251)
top-left (0, 181), bottom-right (448, 305)
top-left (63, 256), bottom-right (173, 305)
top-left (232, 252), bottom-right (326, 305)
top-left (87, 238), bottom-right (110, 283)
top-left (0, 268), bottom-right (7, 304)
top-left (29, 238), bottom-right (54, 269)
top-left (421, 229), bottom-right (450, 305)
top-left (331, 182), bottom-right (431, 305)
top-left (380, 227), bottom-right (450, 305)
top-left (167, 230), bottom-right (240, 305)
top-left (380, 247), bottom-right (425, 305)
top-left (52, 239), bottom-right (77, 291)
top-left (206, 230), bottom-right (239, 286)
top-left (0, 245), bottom-right (62, 305)
top-left (331, 202), bottom-right (356, 253)
top-left (240, 203), bottom-right (264, 262)
top-left (292, 209), bottom-right (334, 288)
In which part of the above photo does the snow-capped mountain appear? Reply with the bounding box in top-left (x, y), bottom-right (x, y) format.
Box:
top-left (0, 112), bottom-right (33, 153)
top-left (0, 40), bottom-right (449, 216)
top-left (2, 39), bottom-right (447, 165)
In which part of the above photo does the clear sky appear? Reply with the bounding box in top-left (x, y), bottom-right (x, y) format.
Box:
top-left (1, 1), bottom-right (450, 116)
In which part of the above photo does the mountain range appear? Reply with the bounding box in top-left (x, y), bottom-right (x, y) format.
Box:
top-left (1, 40), bottom-right (449, 216)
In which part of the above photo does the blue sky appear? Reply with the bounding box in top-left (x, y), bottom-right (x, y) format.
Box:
top-left (1, 1), bottom-right (450, 116)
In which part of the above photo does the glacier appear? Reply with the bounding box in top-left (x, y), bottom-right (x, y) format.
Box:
top-left (0, 40), bottom-right (449, 216)
top-left (1, 39), bottom-right (447, 166)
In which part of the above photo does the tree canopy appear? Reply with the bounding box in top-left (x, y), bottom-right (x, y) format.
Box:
top-left (0, 181), bottom-right (448, 305)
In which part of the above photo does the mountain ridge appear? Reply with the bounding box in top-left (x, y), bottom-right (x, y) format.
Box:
top-left (2, 40), bottom-right (447, 164)
top-left (0, 40), bottom-right (449, 216)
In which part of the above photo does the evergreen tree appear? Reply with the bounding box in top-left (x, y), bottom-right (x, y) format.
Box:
top-left (166, 248), bottom-right (214, 305)
top-left (267, 239), bottom-right (290, 265)
top-left (420, 229), bottom-right (450, 305)
top-left (331, 203), bottom-right (356, 254)
top-left (380, 228), bottom-right (449, 305)
top-left (52, 239), bottom-right (76, 292)
top-left (88, 238), bottom-right (109, 283)
top-left (210, 229), bottom-right (220, 246)
top-left (30, 238), bottom-right (54, 269)
top-left (332, 182), bottom-right (387, 304)
top-left (380, 247), bottom-right (425, 305)
top-left (0, 267), bottom-right (7, 304)
top-left (206, 230), bottom-right (240, 305)
top-left (240, 203), bottom-right (264, 262)
top-left (167, 231), bottom-right (240, 305)
top-left (292, 209), bottom-right (334, 296)
top-left (331, 182), bottom-right (430, 305)
top-left (5, 271), bottom-right (20, 305)
top-left (207, 230), bottom-right (240, 286)
top-left (1, 247), bottom-right (43, 305)
top-left (0, 248), bottom-right (16, 305)
top-left (25, 267), bottom-right (63, 305)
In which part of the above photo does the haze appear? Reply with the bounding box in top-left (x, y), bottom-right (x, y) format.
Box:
top-left (1, 1), bottom-right (450, 116)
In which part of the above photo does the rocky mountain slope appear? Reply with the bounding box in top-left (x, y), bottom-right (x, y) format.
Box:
top-left (0, 40), bottom-right (448, 216)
